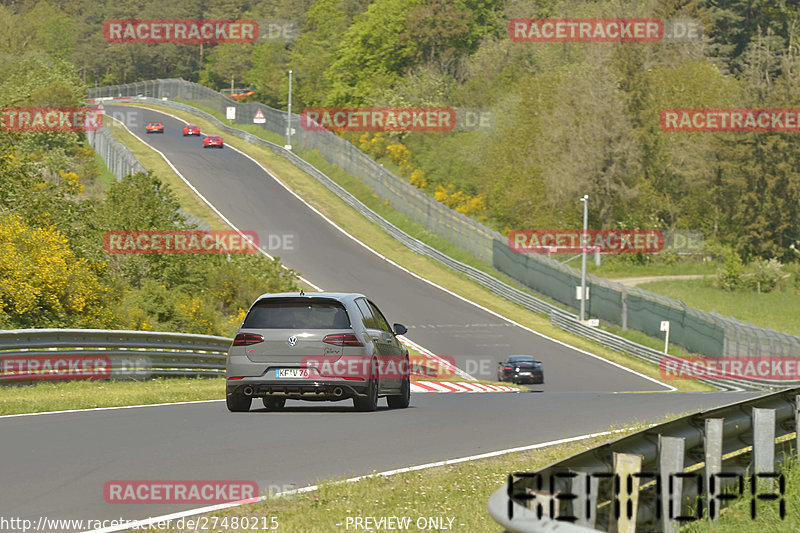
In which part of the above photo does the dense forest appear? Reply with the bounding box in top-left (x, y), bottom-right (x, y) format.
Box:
top-left (2, 0), bottom-right (800, 331)
top-left (0, 4), bottom-right (298, 332)
top-left (4, 0), bottom-right (800, 261)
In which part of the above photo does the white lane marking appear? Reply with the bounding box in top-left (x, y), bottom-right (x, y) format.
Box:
top-left (82, 428), bottom-right (626, 533)
top-left (116, 105), bottom-right (675, 392)
top-left (0, 400), bottom-right (224, 419)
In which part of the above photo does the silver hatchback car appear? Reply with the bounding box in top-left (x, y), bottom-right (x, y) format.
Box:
top-left (226, 292), bottom-right (410, 412)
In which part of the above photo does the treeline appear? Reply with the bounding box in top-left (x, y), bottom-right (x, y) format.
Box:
top-left (0, 23), bottom-right (298, 333)
top-left (3, 0), bottom-right (800, 264)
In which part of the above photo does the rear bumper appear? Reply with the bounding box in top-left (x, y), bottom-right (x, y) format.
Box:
top-left (227, 377), bottom-right (369, 401)
top-left (514, 374), bottom-right (544, 384)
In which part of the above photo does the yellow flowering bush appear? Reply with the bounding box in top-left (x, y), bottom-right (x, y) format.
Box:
top-left (410, 169), bottom-right (428, 188)
top-left (0, 214), bottom-right (107, 326)
top-left (434, 185), bottom-right (487, 216)
top-left (386, 143), bottom-right (410, 166)
top-left (59, 170), bottom-right (83, 195)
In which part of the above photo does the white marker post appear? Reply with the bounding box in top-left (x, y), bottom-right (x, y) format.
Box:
top-left (226, 106), bottom-right (235, 126)
top-left (660, 320), bottom-right (670, 354)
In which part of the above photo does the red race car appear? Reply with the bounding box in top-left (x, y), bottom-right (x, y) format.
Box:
top-left (145, 122), bottom-right (164, 133)
top-left (183, 123), bottom-right (200, 136)
top-left (203, 135), bottom-right (224, 148)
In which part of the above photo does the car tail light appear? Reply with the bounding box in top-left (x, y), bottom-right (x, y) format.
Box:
top-left (233, 333), bottom-right (264, 346)
top-left (323, 334), bottom-right (363, 347)
top-left (504, 365), bottom-right (512, 370)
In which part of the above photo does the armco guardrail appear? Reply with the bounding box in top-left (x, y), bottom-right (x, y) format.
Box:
top-left (0, 329), bottom-right (231, 382)
top-left (86, 126), bottom-right (146, 179)
top-left (90, 96), bottom-right (791, 392)
top-left (489, 387), bottom-right (800, 532)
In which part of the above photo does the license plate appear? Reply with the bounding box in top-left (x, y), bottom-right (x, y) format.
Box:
top-left (275, 368), bottom-right (310, 379)
top-left (519, 372), bottom-right (531, 376)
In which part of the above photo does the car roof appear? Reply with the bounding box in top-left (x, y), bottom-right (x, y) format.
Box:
top-left (507, 355), bottom-right (537, 361)
top-left (252, 292), bottom-right (367, 304)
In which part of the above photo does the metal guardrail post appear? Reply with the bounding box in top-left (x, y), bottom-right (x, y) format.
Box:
top-left (614, 453), bottom-right (642, 533)
top-left (704, 418), bottom-right (723, 519)
top-left (572, 473), bottom-right (599, 529)
top-left (753, 407), bottom-right (776, 494)
top-left (658, 436), bottom-right (685, 532)
top-left (796, 395), bottom-right (800, 460)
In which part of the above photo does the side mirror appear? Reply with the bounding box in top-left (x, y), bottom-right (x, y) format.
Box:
top-left (393, 323), bottom-right (408, 336)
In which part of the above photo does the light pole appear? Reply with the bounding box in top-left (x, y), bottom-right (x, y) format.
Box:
top-left (285, 69), bottom-right (293, 150)
top-left (580, 195), bottom-right (589, 322)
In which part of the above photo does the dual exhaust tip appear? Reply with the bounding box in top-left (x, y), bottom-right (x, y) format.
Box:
top-left (242, 385), bottom-right (344, 397)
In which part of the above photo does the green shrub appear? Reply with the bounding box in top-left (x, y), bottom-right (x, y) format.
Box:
top-left (744, 258), bottom-right (789, 293)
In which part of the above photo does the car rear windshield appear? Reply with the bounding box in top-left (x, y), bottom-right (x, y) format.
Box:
top-left (242, 299), bottom-right (351, 329)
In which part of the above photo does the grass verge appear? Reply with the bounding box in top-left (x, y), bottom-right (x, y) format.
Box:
top-left (139, 417), bottom-right (681, 533)
top-left (0, 377), bottom-right (224, 416)
top-left (640, 279), bottom-right (800, 336)
top-left (118, 102), bottom-right (711, 393)
top-left (683, 456), bottom-right (799, 532)
top-left (586, 257), bottom-right (718, 278)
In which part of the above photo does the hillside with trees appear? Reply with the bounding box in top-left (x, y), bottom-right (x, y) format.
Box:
top-left (2, 0), bottom-right (800, 335)
top-left (0, 5), bottom-right (298, 333)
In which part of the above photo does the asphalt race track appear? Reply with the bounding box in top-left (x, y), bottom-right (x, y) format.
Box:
top-left (0, 104), bottom-right (761, 530)
top-left (3, 392), bottom-right (757, 529)
top-left (106, 105), bottom-right (662, 391)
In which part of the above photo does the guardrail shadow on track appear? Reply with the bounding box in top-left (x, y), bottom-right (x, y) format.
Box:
top-left (489, 387), bottom-right (800, 532)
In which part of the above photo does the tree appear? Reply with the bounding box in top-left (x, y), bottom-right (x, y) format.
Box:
top-left (325, 0), bottom-right (422, 106)
top-left (290, 0), bottom-right (359, 107)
